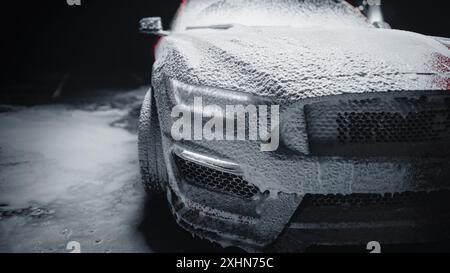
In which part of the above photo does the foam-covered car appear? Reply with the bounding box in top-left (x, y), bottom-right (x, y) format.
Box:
top-left (138, 0), bottom-right (450, 252)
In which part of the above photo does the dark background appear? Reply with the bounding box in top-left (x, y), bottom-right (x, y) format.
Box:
top-left (0, 0), bottom-right (449, 101)
top-left (0, 0), bottom-right (449, 253)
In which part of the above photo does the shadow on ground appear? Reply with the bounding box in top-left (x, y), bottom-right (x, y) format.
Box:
top-left (139, 193), bottom-right (244, 253)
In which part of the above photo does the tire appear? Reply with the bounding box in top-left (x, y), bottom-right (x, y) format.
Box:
top-left (138, 88), bottom-right (167, 194)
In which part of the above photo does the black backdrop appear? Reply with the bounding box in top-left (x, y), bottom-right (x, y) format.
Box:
top-left (0, 0), bottom-right (180, 85)
top-left (0, 0), bottom-right (449, 89)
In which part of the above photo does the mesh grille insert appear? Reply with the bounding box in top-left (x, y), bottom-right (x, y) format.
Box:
top-left (174, 155), bottom-right (259, 200)
top-left (336, 110), bottom-right (450, 143)
top-left (305, 94), bottom-right (450, 156)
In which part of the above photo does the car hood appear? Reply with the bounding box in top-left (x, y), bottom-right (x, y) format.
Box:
top-left (154, 25), bottom-right (450, 102)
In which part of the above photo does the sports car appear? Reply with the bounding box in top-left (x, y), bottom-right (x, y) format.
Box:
top-left (138, 0), bottom-right (450, 252)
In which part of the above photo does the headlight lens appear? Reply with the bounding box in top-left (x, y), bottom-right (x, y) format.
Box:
top-left (169, 79), bottom-right (265, 107)
top-left (168, 79), bottom-right (280, 151)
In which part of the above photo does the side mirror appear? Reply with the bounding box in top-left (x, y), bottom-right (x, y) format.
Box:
top-left (365, 4), bottom-right (391, 29)
top-left (372, 21), bottom-right (391, 29)
top-left (139, 17), bottom-right (169, 36)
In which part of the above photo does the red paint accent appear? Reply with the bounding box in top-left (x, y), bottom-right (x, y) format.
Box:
top-left (430, 52), bottom-right (450, 90)
top-left (152, 36), bottom-right (162, 57)
top-left (178, 0), bottom-right (187, 17)
top-left (152, 0), bottom-right (187, 59)
top-left (432, 53), bottom-right (450, 73)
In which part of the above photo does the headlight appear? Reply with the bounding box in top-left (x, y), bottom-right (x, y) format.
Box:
top-left (169, 79), bottom-right (262, 107)
top-left (167, 79), bottom-right (280, 152)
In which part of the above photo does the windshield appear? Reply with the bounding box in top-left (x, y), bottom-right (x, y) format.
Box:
top-left (172, 0), bottom-right (370, 31)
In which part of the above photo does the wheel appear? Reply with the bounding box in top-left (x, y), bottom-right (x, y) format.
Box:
top-left (138, 88), bottom-right (167, 194)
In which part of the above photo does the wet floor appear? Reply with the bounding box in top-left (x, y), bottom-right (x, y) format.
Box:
top-left (0, 87), bottom-right (232, 253)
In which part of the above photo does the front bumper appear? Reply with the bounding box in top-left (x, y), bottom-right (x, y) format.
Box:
top-left (271, 191), bottom-right (450, 251)
top-left (165, 147), bottom-right (301, 251)
top-left (162, 142), bottom-right (450, 251)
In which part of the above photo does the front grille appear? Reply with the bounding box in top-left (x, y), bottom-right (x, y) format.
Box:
top-left (336, 110), bottom-right (449, 143)
top-left (301, 191), bottom-right (450, 207)
top-left (280, 190), bottom-right (450, 251)
top-left (174, 155), bottom-right (260, 200)
top-left (305, 94), bottom-right (450, 156)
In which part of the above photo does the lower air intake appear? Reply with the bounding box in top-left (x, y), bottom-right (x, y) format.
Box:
top-left (301, 191), bottom-right (450, 207)
top-left (174, 155), bottom-right (260, 200)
